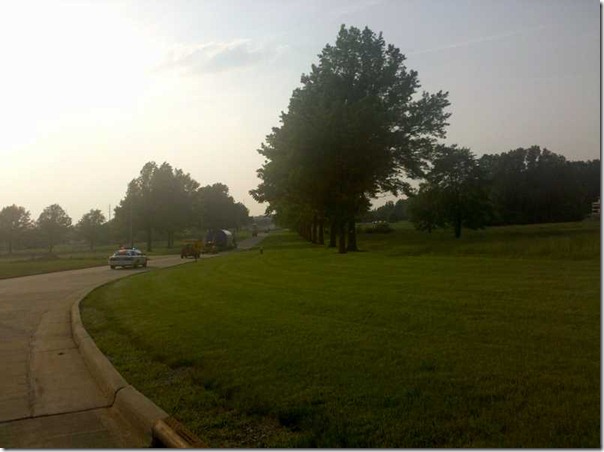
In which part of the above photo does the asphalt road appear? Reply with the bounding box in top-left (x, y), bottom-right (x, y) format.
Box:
top-left (0, 235), bottom-right (267, 447)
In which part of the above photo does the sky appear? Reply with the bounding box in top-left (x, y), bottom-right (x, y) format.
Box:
top-left (0, 0), bottom-right (600, 221)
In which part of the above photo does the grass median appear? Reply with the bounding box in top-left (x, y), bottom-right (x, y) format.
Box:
top-left (81, 221), bottom-right (600, 447)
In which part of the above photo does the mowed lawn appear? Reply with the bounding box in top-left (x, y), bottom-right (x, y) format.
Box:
top-left (81, 221), bottom-right (600, 447)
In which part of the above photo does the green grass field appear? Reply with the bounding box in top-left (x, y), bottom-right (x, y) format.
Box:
top-left (81, 221), bottom-right (600, 447)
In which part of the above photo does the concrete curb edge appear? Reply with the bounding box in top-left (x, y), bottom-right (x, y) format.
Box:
top-left (71, 292), bottom-right (169, 445)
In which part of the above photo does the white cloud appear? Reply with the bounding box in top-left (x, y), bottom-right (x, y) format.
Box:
top-left (157, 39), bottom-right (288, 75)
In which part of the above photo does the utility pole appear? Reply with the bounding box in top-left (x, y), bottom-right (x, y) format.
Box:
top-left (129, 199), bottom-right (134, 248)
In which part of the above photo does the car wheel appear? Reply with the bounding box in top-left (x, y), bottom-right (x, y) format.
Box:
top-left (110, 265), bottom-right (115, 269)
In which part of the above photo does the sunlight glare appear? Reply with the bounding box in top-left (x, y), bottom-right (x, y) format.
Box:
top-left (0, 1), bottom-right (163, 153)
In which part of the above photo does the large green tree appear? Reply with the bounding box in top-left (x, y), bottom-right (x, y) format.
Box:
top-left (0, 204), bottom-right (32, 254)
top-left (114, 162), bottom-right (157, 250)
top-left (37, 204), bottom-right (72, 253)
top-left (114, 162), bottom-right (201, 250)
top-left (152, 162), bottom-right (200, 248)
top-left (408, 145), bottom-right (491, 238)
top-left (197, 183), bottom-right (246, 231)
top-left (252, 25), bottom-right (450, 253)
top-left (407, 187), bottom-right (444, 233)
top-left (77, 209), bottom-right (106, 250)
top-left (232, 202), bottom-right (251, 231)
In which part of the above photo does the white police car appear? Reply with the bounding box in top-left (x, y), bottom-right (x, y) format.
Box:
top-left (108, 248), bottom-right (148, 269)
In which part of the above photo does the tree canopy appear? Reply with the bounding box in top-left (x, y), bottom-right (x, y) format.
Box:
top-left (113, 162), bottom-right (200, 250)
top-left (197, 183), bottom-right (250, 231)
top-left (252, 25), bottom-right (450, 253)
top-left (112, 162), bottom-right (249, 250)
top-left (0, 205), bottom-right (32, 254)
top-left (77, 209), bottom-right (106, 250)
top-left (479, 146), bottom-right (600, 225)
top-left (408, 145), bottom-right (491, 238)
top-left (37, 204), bottom-right (72, 253)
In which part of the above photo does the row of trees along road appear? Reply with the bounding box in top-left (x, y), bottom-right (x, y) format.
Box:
top-left (251, 25), bottom-right (450, 253)
top-left (0, 162), bottom-right (250, 254)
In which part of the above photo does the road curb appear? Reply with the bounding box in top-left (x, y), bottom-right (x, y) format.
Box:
top-left (71, 292), bottom-right (171, 446)
top-left (67, 247), bottom-right (269, 447)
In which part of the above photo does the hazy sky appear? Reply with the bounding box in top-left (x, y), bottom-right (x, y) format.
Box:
top-left (0, 0), bottom-right (599, 221)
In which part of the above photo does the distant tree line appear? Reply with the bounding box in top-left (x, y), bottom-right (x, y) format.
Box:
top-left (0, 203), bottom-right (75, 254)
top-left (363, 199), bottom-right (408, 223)
top-left (375, 146), bottom-right (599, 238)
top-left (479, 146), bottom-right (599, 226)
top-left (0, 161), bottom-right (251, 254)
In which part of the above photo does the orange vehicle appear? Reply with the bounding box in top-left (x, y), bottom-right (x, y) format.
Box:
top-left (181, 240), bottom-right (202, 259)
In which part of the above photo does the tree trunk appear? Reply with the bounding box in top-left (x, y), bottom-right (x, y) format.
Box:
top-left (318, 219), bottom-right (325, 245)
top-left (454, 216), bottom-right (462, 239)
top-left (338, 221), bottom-right (347, 254)
top-left (312, 214), bottom-right (318, 244)
top-left (329, 219), bottom-right (337, 247)
top-left (347, 219), bottom-right (358, 251)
